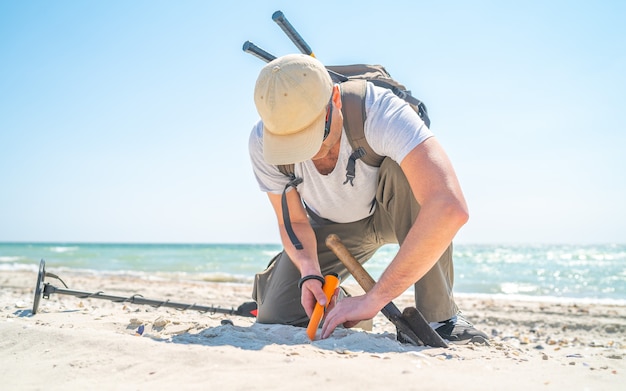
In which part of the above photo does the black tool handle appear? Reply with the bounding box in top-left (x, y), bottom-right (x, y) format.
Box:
top-left (272, 10), bottom-right (314, 56)
top-left (242, 41), bottom-right (277, 63)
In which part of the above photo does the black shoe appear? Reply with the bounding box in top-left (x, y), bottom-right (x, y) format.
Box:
top-left (432, 313), bottom-right (489, 345)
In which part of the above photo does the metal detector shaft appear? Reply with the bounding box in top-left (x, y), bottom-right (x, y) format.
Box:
top-left (32, 259), bottom-right (257, 317)
top-left (41, 283), bottom-right (256, 317)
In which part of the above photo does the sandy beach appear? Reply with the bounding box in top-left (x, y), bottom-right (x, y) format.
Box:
top-left (1, 268), bottom-right (624, 390)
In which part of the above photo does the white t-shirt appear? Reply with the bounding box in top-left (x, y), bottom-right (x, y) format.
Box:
top-left (248, 82), bottom-right (433, 223)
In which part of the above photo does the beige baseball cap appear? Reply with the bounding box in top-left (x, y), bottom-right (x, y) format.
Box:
top-left (254, 54), bottom-right (333, 165)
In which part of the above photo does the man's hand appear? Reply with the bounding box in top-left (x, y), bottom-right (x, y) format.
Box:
top-left (319, 294), bottom-right (380, 339)
top-left (300, 278), bottom-right (329, 318)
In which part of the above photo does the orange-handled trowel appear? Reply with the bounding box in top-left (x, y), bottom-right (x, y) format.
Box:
top-left (306, 273), bottom-right (340, 340)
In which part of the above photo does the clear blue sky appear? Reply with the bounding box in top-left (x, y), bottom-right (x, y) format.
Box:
top-left (1, 1), bottom-right (624, 244)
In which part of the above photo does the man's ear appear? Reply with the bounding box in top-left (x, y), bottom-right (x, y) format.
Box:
top-left (332, 84), bottom-right (342, 110)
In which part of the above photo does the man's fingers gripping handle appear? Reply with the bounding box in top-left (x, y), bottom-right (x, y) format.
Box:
top-left (305, 273), bottom-right (340, 340)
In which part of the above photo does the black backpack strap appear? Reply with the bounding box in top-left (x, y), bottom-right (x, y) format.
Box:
top-left (343, 147), bottom-right (365, 186)
top-left (281, 175), bottom-right (304, 250)
top-left (276, 164), bottom-right (303, 249)
top-left (340, 80), bottom-right (385, 168)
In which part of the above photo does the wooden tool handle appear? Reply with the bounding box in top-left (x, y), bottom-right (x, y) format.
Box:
top-left (326, 234), bottom-right (449, 348)
top-left (325, 234), bottom-right (376, 292)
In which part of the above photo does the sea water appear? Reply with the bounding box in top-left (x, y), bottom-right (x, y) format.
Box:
top-left (1, 242), bottom-right (624, 303)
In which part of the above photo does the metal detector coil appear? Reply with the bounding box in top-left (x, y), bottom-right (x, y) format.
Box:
top-left (32, 259), bottom-right (46, 315)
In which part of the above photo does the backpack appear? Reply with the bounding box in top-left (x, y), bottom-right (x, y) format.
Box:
top-left (277, 64), bottom-right (430, 180)
top-left (275, 64), bottom-right (431, 250)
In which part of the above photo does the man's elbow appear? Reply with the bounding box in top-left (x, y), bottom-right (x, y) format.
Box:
top-left (456, 206), bottom-right (470, 228)
top-left (444, 199), bottom-right (470, 230)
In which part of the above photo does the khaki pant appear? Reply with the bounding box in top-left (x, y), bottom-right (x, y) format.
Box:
top-left (252, 158), bottom-right (458, 326)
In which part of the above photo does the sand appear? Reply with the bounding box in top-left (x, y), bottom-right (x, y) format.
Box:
top-left (1, 268), bottom-right (624, 390)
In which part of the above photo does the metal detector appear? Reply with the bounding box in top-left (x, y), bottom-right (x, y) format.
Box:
top-left (31, 259), bottom-right (257, 317)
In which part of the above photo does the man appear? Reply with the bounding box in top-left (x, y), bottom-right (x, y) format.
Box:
top-left (248, 53), bottom-right (487, 343)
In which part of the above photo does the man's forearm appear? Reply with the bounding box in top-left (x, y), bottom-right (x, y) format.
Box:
top-left (368, 200), bottom-right (468, 309)
top-left (278, 222), bottom-right (321, 277)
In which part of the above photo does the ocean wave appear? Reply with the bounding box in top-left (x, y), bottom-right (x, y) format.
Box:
top-left (0, 263), bottom-right (38, 272)
top-left (48, 246), bottom-right (79, 253)
top-left (456, 292), bottom-right (626, 306)
top-left (0, 256), bottom-right (23, 263)
top-left (500, 282), bottom-right (541, 295)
